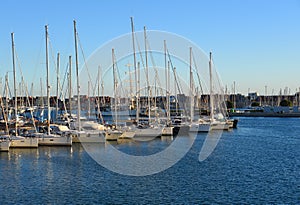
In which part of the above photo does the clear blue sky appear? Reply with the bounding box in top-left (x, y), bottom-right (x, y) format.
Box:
top-left (0, 0), bottom-right (299, 96)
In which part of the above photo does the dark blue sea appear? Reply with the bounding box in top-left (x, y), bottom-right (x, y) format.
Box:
top-left (1, 117), bottom-right (299, 204)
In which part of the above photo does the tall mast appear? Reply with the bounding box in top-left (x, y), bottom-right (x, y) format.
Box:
top-left (164, 40), bottom-right (167, 119)
top-left (11, 32), bottom-right (18, 135)
top-left (130, 17), bottom-right (138, 122)
top-left (125, 63), bottom-right (133, 109)
top-left (209, 52), bottom-right (214, 121)
top-left (189, 47), bottom-right (194, 122)
top-left (97, 66), bottom-right (100, 120)
top-left (167, 61), bottom-right (171, 124)
top-left (68, 55), bottom-right (72, 114)
top-left (45, 25), bottom-right (51, 134)
top-left (74, 20), bottom-right (81, 131)
top-left (144, 26), bottom-right (151, 123)
top-left (112, 48), bottom-right (118, 126)
top-left (56, 53), bottom-right (60, 118)
top-left (137, 62), bottom-right (140, 123)
top-left (174, 67), bottom-right (178, 114)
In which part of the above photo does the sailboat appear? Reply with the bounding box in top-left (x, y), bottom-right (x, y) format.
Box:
top-left (37, 25), bottom-right (72, 146)
top-left (104, 48), bottom-right (124, 141)
top-left (9, 32), bottom-right (38, 148)
top-left (207, 52), bottom-right (230, 131)
top-left (70, 20), bottom-right (105, 143)
top-left (189, 47), bottom-right (211, 132)
top-left (130, 21), bottom-right (163, 140)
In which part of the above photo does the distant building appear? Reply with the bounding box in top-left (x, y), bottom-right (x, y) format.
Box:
top-left (248, 92), bottom-right (259, 101)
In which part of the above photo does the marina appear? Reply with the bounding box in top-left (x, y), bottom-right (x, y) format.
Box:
top-left (0, 117), bottom-right (299, 204)
top-left (0, 19), bottom-right (239, 152)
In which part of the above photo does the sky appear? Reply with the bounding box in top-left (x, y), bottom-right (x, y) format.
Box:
top-left (0, 0), bottom-right (299, 96)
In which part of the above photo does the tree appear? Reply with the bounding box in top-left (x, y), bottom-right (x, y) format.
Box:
top-left (280, 99), bottom-right (292, 107)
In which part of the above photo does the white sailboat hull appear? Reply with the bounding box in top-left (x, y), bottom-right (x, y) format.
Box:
top-left (0, 137), bottom-right (10, 151)
top-left (105, 129), bottom-right (123, 141)
top-left (133, 125), bottom-right (164, 138)
top-left (10, 137), bottom-right (38, 148)
top-left (117, 131), bottom-right (135, 143)
top-left (211, 121), bottom-right (230, 130)
top-left (72, 130), bottom-right (105, 143)
top-left (189, 123), bottom-right (211, 132)
top-left (37, 134), bottom-right (72, 146)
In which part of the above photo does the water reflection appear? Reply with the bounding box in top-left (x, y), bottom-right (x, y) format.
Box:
top-left (81, 134), bottom-right (196, 176)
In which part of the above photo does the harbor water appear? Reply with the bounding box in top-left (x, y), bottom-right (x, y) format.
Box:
top-left (0, 117), bottom-right (299, 204)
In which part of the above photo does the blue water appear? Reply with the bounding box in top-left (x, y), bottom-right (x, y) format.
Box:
top-left (0, 117), bottom-right (299, 204)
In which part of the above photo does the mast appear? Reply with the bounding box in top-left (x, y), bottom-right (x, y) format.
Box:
top-left (209, 52), bottom-right (214, 121)
top-left (112, 48), bottom-right (118, 126)
top-left (74, 20), bottom-right (81, 131)
top-left (189, 47), bottom-right (194, 122)
top-left (56, 53), bottom-right (60, 118)
top-left (167, 61), bottom-right (171, 124)
top-left (164, 40), bottom-right (168, 123)
top-left (144, 26), bottom-right (151, 123)
top-left (97, 66), bottom-right (100, 120)
top-left (125, 63), bottom-right (134, 109)
top-left (68, 55), bottom-right (72, 115)
top-left (11, 32), bottom-right (18, 135)
top-left (233, 81), bottom-right (236, 109)
top-left (174, 67), bottom-right (178, 114)
top-left (130, 17), bottom-right (138, 122)
top-left (45, 25), bottom-right (51, 135)
top-left (137, 62), bottom-right (140, 123)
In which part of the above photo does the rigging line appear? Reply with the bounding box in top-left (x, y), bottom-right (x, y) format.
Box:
top-left (92, 69), bottom-right (99, 95)
top-left (209, 54), bottom-right (227, 116)
top-left (47, 36), bottom-right (70, 116)
top-left (113, 51), bottom-right (126, 99)
top-left (15, 50), bottom-right (38, 130)
top-left (166, 49), bottom-right (183, 94)
top-left (55, 63), bottom-right (69, 116)
top-left (146, 43), bottom-right (163, 93)
top-left (5, 76), bottom-right (13, 99)
top-left (48, 38), bottom-right (58, 75)
top-left (76, 32), bottom-right (103, 120)
top-left (48, 38), bottom-right (70, 114)
top-left (77, 33), bottom-right (95, 96)
top-left (77, 34), bottom-right (103, 114)
top-left (135, 33), bottom-right (148, 90)
top-left (191, 51), bottom-right (204, 95)
top-left (31, 35), bottom-right (43, 86)
top-left (0, 91), bottom-right (9, 133)
top-left (147, 42), bottom-right (168, 112)
top-left (61, 63), bottom-right (69, 99)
